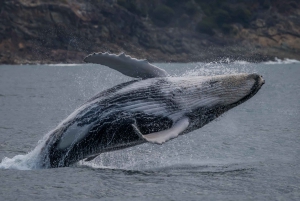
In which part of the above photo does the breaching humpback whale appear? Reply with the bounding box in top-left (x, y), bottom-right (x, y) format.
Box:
top-left (39, 52), bottom-right (264, 168)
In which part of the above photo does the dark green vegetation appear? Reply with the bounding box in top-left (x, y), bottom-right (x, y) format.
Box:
top-left (117, 0), bottom-right (298, 35)
top-left (117, 0), bottom-right (147, 17)
top-left (196, 1), bottom-right (252, 35)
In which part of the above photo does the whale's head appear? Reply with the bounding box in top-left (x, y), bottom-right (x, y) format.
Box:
top-left (167, 73), bottom-right (264, 124)
top-left (205, 73), bottom-right (265, 108)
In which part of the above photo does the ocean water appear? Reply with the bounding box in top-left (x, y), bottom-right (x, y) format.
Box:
top-left (0, 61), bottom-right (299, 200)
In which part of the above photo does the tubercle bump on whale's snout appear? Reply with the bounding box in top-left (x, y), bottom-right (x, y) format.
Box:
top-left (255, 74), bottom-right (265, 88)
top-left (242, 73), bottom-right (265, 103)
top-left (260, 75), bottom-right (265, 85)
top-left (247, 73), bottom-right (265, 88)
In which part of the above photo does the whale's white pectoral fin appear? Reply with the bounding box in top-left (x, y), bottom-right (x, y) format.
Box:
top-left (84, 52), bottom-right (168, 79)
top-left (132, 117), bottom-right (190, 145)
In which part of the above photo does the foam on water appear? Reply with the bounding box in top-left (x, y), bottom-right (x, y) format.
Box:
top-left (263, 57), bottom-right (300, 65)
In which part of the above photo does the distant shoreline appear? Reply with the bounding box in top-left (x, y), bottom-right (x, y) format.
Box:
top-left (1, 57), bottom-right (299, 66)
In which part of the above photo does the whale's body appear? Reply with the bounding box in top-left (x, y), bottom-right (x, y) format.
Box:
top-left (39, 53), bottom-right (264, 168)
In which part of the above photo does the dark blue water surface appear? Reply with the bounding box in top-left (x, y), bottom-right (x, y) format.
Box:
top-left (0, 61), bottom-right (299, 200)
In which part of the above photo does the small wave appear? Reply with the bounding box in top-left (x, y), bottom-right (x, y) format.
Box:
top-left (0, 126), bottom-right (13, 130)
top-left (263, 57), bottom-right (300, 65)
top-left (233, 60), bottom-right (250, 65)
top-left (48, 63), bottom-right (82, 67)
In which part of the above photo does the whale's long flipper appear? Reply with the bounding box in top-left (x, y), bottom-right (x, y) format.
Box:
top-left (84, 52), bottom-right (168, 79)
top-left (132, 117), bottom-right (190, 145)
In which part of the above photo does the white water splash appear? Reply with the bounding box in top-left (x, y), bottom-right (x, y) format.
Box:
top-left (233, 60), bottom-right (250, 65)
top-left (0, 144), bottom-right (44, 170)
top-left (0, 152), bottom-right (38, 170)
top-left (181, 62), bottom-right (252, 77)
top-left (263, 57), bottom-right (300, 65)
top-left (0, 132), bottom-right (52, 170)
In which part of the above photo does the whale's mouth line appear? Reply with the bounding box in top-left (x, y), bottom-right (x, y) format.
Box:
top-left (227, 76), bottom-right (264, 110)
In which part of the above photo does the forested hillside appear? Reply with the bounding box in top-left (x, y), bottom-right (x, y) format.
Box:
top-left (0, 0), bottom-right (299, 64)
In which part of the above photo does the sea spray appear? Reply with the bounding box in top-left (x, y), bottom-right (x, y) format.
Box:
top-left (0, 129), bottom-right (56, 170)
top-left (0, 143), bottom-right (44, 170)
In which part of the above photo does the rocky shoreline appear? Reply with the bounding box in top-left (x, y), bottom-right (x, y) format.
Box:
top-left (0, 0), bottom-right (300, 64)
